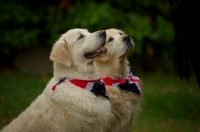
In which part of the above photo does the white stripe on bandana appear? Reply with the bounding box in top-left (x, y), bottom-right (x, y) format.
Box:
top-left (127, 71), bottom-right (143, 96)
top-left (102, 68), bottom-right (144, 97)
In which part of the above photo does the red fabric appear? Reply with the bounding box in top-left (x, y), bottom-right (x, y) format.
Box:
top-left (102, 77), bottom-right (127, 86)
top-left (52, 78), bottom-right (97, 91)
top-left (52, 85), bottom-right (56, 91)
top-left (101, 71), bottom-right (143, 96)
top-left (69, 79), bottom-right (96, 89)
top-left (51, 78), bottom-right (110, 100)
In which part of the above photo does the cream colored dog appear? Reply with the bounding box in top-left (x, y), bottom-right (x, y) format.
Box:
top-left (95, 28), bottom-right (143, 132)
top-left (1, 29), bottom-right (112, 132)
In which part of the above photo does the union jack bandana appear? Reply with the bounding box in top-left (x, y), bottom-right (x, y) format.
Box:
top-left (102, 68), bottom-right (144, 96)
top-left (52, 78), bottom-right (109, 100)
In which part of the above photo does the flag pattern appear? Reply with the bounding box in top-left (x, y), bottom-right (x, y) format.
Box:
top-left (52, 78), bottom-right (109, 100)
top-left (102, 68), bottom-right (143, 96)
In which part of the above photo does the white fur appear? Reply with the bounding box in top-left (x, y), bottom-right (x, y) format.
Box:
top-left (1, 29), bottom-right (112, 132)
top-left (95, 28), bottom-right (142, 132)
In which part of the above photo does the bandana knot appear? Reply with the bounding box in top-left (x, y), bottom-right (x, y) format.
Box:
top-left (52, 78), bottom-right (109, 100)
top-left (102, 69), bottom-right (144, 96)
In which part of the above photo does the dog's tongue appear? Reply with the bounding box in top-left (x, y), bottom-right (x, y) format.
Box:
top-left (84, 46), bottom-right (107, 59)
top-left (96, 46), bottom-right (106, 53)
top-left (96, 48), bottom-right (101, 53)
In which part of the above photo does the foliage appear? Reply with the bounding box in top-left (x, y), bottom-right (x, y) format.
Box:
top-left (0, 1), bottom-right (67, 55)
top-left (0, 0), bottom-right (174, 59)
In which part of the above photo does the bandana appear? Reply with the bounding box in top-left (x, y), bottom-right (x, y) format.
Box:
top-left (52, 78), bottom-right (109, 100)
top-left (102, 69), bottom-right (143, 96)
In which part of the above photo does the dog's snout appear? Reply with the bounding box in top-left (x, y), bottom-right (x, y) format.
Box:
top-left (123, 35), bottom-right (131, 42)
top-left (99, 30), bottom-right (106, 38)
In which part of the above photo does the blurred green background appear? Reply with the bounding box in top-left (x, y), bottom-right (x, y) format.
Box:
top-left (0, 0), bottom-right (174, 69)
top-left (0, 0), bottom-right (200, 131)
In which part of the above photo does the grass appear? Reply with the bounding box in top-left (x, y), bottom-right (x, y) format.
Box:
top-left (0, 70), bottom-right (200, 131)
top-left (0, 71), bottom-right (51, 129)
top-left (132, 70), bottom-right (200, 132)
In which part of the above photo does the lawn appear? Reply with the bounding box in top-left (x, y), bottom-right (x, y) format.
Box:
top-left (0, 70), bottom-right (200, 132)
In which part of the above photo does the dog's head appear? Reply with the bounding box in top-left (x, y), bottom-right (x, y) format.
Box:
top-left (97, 28), bottom-right (134, 62)
top-left (50, 28), bottom-right (107, 67)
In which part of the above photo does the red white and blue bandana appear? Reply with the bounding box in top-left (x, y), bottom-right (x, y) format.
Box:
top-left (102, 68), bottom-right (143, 96)
top-left (52, 78), bottom-right (109, 100)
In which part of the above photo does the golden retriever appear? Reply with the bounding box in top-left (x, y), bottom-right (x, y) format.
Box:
top-left (1, 29), bottom-right (112, 132)
top-left (95, 28), bottom-right (143, 132)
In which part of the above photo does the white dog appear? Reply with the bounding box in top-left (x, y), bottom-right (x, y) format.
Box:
top-left (1, 29), bottom-right (112, 132)
top-left (95, 28), bottom-right (143, 132)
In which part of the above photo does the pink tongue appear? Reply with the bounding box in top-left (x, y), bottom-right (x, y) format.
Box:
top-left (96, 46), bottom-right (106, 53)
top-left (96, 48), bottom-right (101, 52)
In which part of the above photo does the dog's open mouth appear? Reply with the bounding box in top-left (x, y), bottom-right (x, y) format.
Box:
top-left (84, 45), bottom-right (107, 59)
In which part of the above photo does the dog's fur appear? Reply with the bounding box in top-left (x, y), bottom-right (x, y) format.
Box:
top-left (95, 28), bottom-right (142, 132)
top-left (1, 29), bottom-right (112, 132)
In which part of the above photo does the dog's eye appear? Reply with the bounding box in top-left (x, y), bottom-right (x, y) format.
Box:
top-left (107, 37), bottom-right (113, 43)
top-left (119, 32), bottom-right (123, 35)
top-left (78, 34), bottom-right (84, 40)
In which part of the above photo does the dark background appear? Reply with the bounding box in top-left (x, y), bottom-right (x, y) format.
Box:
top-left (0, 0), bottom-right (175, 73)
top-left (1, 1), bottom-right (200, 131)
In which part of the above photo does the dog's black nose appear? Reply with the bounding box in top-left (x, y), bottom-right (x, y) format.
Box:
top-left (99, 30), bottom-right (106, 38)
top-left (123, 35), bottom-right (131, 42)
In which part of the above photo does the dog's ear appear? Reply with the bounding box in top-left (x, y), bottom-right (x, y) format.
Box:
top-left (50, 40), bottom-right (72, 67)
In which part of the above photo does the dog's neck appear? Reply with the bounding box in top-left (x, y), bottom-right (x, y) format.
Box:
top-left (94, 58), bottom-right (130, 79)
top-left (53, 61), bottom-right (98, 80)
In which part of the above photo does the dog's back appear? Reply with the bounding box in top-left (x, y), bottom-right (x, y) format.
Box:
top-left (1, 79), bottom-right (112, 132)
top-left (1, 29), bottom-right (112, 132)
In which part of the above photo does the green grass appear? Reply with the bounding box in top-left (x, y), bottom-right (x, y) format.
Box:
top-left (133, 71), bottom-right (200, 132)
top-left (0, 70), bottom-right (200, 131)
top-left (0, 71), bottom-right (51, 129)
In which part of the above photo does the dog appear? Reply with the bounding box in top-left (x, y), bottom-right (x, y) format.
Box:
top-left (1, 29), bottom-right (112, 132)
top-left (94, 28), bottom-right (143, 132)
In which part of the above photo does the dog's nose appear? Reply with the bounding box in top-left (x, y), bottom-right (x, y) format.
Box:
top-left (99, 30), bottom-right (106, 38)
top-left (123, 35), bottom-right (131, 42)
